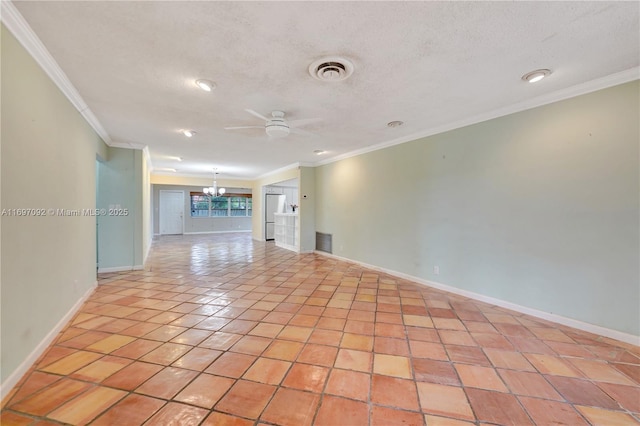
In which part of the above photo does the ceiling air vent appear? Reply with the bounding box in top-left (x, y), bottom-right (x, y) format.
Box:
top-left (309, 57), bottom-right (354, 82)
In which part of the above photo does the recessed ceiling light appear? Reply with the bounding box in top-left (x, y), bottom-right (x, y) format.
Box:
top-left (313, 150), bottom-right (326, 155)
top-left (195, 79), bottom-right (215, 92)
top-left (387, 120), bottom-right (404, 128)
top-left (182, 130), bottom-right (196, 138)
top-left (522, 69), bottom-right (551, 83)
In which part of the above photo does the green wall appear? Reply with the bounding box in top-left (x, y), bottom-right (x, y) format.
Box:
top-left (1, 25), bottom-right (107, 383)
top-left (97, 147), bottom-right (145, 271)
top-left (315, 81), bottom-right (639, 336)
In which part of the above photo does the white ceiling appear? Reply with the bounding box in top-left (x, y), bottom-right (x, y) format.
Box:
top-left (9, 1), bottom-right (640, 180)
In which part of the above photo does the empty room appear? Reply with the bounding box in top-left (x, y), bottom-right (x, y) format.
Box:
top-left (1, 1), bottom-right (639, 425)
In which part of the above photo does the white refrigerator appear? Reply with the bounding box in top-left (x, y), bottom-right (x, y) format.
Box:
top-left (265, 194), bottom-right (286, 240)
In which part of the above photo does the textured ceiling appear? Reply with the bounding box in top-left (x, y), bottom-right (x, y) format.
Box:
top-left (11, 1), bottom-right (640, 180)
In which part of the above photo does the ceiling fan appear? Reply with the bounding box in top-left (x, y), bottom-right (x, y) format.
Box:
top-left (224, 109), bottom-right (321, 138)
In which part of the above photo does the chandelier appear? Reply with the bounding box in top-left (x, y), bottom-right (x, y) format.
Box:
top-left (203, 171), bottom-right (226, 197)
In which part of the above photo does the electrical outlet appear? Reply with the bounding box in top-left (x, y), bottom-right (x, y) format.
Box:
top-left (434, 266), bottom-right (440, 275)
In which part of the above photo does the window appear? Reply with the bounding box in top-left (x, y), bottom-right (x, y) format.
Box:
top-left (190, 194), bottom-right (210, 217)
top-left (211, 196), bottom-right (228, 216)
top-left (190, 192), bottom-right (252, 217)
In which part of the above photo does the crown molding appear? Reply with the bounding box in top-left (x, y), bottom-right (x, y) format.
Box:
top-left (109, 141), bottom-right (148, 150)
top-left (315, 68), bottom-right (640, 167)
top-left (1, 0), bottom-right (112, 145)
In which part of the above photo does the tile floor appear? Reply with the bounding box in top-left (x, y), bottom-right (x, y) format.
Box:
top-left (2, 233), bottom-right (639, 425)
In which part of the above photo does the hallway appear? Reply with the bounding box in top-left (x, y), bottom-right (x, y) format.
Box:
top-left (2, 233), bottom-right (639, 425)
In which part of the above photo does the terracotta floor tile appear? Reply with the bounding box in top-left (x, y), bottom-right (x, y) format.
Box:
top-left (34, 346), bottom-right (77, 369)
top-left (0, 411), bottom-right (34, 425)
top-left (136, 366), bottom-right (198, 399)
top-left (215, 380), bottom-right (276, 419)
top-left (243, 357), bottom-right (291, 385)
top-left (324, 368), bottom-right (370, 401)
top-left (230, 335), bottom-right (272, 355)
top-left (341, 333), bottom-right (374, 351)
top-left (416, 382), bottom-right (474, 420)
top-left (110, 338), bottom-right (162, 359)
top-left (455, 364), bottom-right (508, 391)
top-left (374, 336), bottom-right (410, 356)
top-left (406, 326), bottom-right (441, 343)
top-left (519, 396), bottom-right (589, 425)
top-left (262, 339), bottom-right (304, 361)
top-left (220, 319), bottom-right (258, 334)
top-left (3, 234), bottom-right (638, 426)
top-left (403, 314), bottom-right (434, 328)
top-left (143, 325), bottom-right (188, 342)
top-left (172, 347), bottom-right (222, 371)
top-left (371, 375), bottom-right (420, 411)
top-left (144, 402), bottom-right (208, 426)
top-left (101, 361), bottom-right (163, 390)
top-left (308, 329), bottom-right (343, 346)
top-left (498, 368), bottom-right (562, 400)
top-left (316, 317), bottom-right (346, 331)
top-left (47, 386), bottom-right (127, 425)
top-left (140, 342), bottom-right (192, 365)
top-left (440, 330), bottom-right (477, 346)
top-left (248, 322), bottom-right (284, 338)
top-left (174, 373), bottom-right (235, 408)
top-left (282, 363), bottom-right (329, 392)
top-left (315, 395), bottom-right (369, 426)
top-left (91, 394), bottom-right (165, 426)
top-left (297, 343), bottom-right (338, 367)
top-left (201, 411), bottom-right (254, 426)
top-left (58, 330), bottom-right (111, 349)
top-left (261, 388), bottom-right (320, 426)
top-left (376, 312), bottom-right (404, 324)
top-left (423, 415), bottom-right (476, 425)
top-left (193, 317), bottom-right (232, 331)
top-left (576, 405), bottom-right (639, 425)
top-left (5, 371), bottom-right (62, 406)
top-left (484, 348), bottom-right (536, 371)
top-left (373, 353), bottom-right (412, 378)
top-left (9, 379), bottom-right (91, 416)
top-left (371, 406), bottom-right (424, 426)
top-left (597, 382), bottom-right (640, 413)
top-left (170, 328), bottom-right (212, 346)
top-left (568, 358), bottom-right (637, 385)
top-left (70, 355), bottom-right (132, 382)
top-left (205, 352), bottom-right (256, 378)
top-left (335, 348), bottom-right (372, 372)
top-left (413, 358), bottom-right (460, 385)
top-left (199, 331), bottom-right (242, 350)
top-left (278, 325), bottom-right (314, 342)
top-left (446, 345), bottom-right (491, 366)
top-left (39, 351), bottom-right (104, 376)
top-left (545, 375), bottom-right (620, 409)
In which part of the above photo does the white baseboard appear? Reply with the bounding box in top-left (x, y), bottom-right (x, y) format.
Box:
top-left (314, 251), bottom-right (639, 346)
top-left (97, 265), bottom-right (144, 273)
top-left (1, 281), bottom-right (98, 400)
top-left (183, 230), bottom-right (252, 235)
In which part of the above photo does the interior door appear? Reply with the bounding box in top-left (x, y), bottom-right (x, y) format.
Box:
top-left (159, 190), bottom-right (184, 235)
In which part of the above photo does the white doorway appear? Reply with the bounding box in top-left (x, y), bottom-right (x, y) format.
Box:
top-left (159, 190), bottom-right (184, 235)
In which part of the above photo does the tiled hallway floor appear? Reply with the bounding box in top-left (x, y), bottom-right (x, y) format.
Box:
top-left (2, 233), bottom-right (639, 425)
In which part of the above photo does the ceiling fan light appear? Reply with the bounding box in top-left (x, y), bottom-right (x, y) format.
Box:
top-left (195, 79), bottom-right (215, 91)
top-left (522, 69), bottom-right (551, 83)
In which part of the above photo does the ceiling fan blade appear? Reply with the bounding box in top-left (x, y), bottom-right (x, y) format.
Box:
top-left (224, 126), bottom-right (264, 130)
top-left (245, 109), bottom-right (270, 122)
top-left (288, 118), bottom-right (323, 127)
top-left (289, 127), bottom-right (319, 137)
